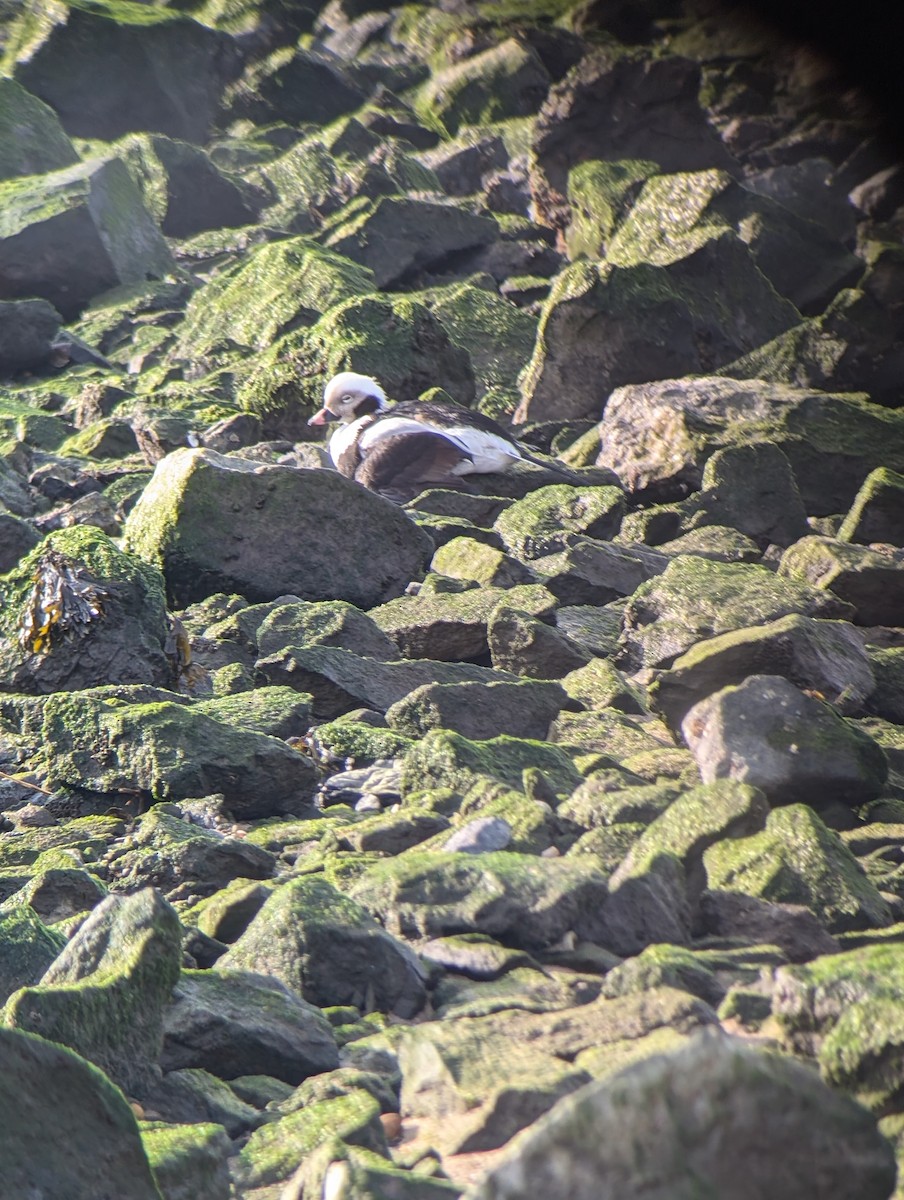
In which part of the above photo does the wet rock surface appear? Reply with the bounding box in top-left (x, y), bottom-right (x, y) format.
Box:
top-left (0, 1), bottom-right (903, 1197)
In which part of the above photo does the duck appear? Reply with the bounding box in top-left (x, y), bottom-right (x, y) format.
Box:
top-left (308, 371), bottom-right (580, 495)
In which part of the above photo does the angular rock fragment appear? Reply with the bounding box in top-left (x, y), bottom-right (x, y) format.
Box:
top-left (219, 875), bottom-right (427, 1017)
top-left (386, 678), bottom-right (568, 740)
top-left (494, 483), bottom-right (625, 558)
top-left (779, 535), bottom-right (904, 627)
top-left (0, 78), bottom-right (79, 179)
top-left (3, 887), bottom-right (182, 1097)
top-left (839, 466), bottom-right (904, 547)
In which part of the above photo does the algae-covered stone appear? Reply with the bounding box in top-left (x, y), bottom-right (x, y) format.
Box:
top-left (651, 613), bottom-right (877, 733)
top-left (773, 942), bottom-right (904, 1107)
top-left (488, 606), bottom-right (590, 678)
top-left (219, 875), bottom-right (427, 1017)
top-left (611, 781), bottom-right (769, 900)
top-left (494, 483), bottom-right (625, 558)
top-left (6, 1), bottom-right (237, 143)
top-left (40, 688), bottom-right (316, 818)
top-left (386, 678), bottom-right (567, 741)
top-left (516, 230), bottom-right (797, 424)
top-left (256, 644), bottom-right (518, 720)
top-left (418, 37), bottom-right (550, 134)
top-left (162, 968), bottom-right (338, 1086)
top-left (779, 535), bottom-right (904, 627)
top-left (530, 537), bottom-right (669, 606)
top-left (703, 804), bottom-right (892, 933)
top-left (0, 298), bottom-right (62, 375)
top-left (0, 905), bottom-right (65, 1005)
top-left (143, 1066), bottom-right (257, 1137)
top-left (323, 195), bottom-right (498, 289)
top-left (839, 466), bottom-right (904, 547)
top-left (0, 157), bottom-right (175, 318)
top-left (0, 77), bottom-right (79, 179)
top-left (107, 806), bottom-right (275, 896)
top-left (0, 526), bottom-right (170, 695)
top-left (401, 728), bottom-right (582, 800)
top-left (255, 600), bottom-right (400, 661)
top-left (236, 1088), bottom-right (387, 1190)
top-left (122, 448), bottom-right (432, 608)
top-left (594, 376), bottom-right (904, 515)
top-left (600, 943), bottom-right (724, 1006)
top-left (371, 583), bottom-right (554, 662)
top-left (194, 685), bottom-right (312, 740)
top-left (430, 537), bottom-right (536, 587)
top-left (564, 158), bottom-right (659, 260)
top-left (561, 657), bottom-right (646, 714)
top-left (3, 887), bottom-right (182, 1097)
top-left (350, 850), bottom-right (609, 950)
top-left (171, 237), bottom-right (373, 362)
top-left (140, 1121), bottom-right (230, 1200)
top-left (0, 1026), bottom-right (163, 1199)
top-left (618, 556), bottom-right (852, 670)
top-left (466, 1032), bottom-right (896, 1200)
top-left (681, 675), bottom-right (888, 809)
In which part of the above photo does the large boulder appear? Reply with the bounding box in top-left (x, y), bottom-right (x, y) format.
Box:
top-left (122, 449), bottom-right (433, 608)
top-left (530, 47), bottom-right (735, 233)
top-left (0, 298), bottom-right (63, 376)
top-left (5, 2), bottom-right (238, 142)
top-left (466, 1033), bottom-right (895, 1200)
top-left (0, 157), bottom-right (175, 318)
top-left (681, 675), bottom-right (888, 809)
top-left (516, 234), bottom-right (798, 424)
top-left (591, 377), bottom-right (904, 513)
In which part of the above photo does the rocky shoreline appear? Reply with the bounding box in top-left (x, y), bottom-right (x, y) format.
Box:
top-left (1, 1), bottom-right (904, 1197)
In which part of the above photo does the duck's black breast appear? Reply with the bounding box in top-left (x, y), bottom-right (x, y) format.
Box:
top-left (355, 429), bottom-right (472, 492)
top-left (389, 401), bottom-right (520, 449)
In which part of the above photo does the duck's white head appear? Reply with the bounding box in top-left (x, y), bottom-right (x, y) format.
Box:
top-left (308, 371), bottom-right (389, 427)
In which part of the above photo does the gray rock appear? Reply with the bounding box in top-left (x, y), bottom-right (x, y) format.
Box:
top-left (0, 511), bottom-right (40, 573)
top-left (256, 600), bottom-right (401, 661)
top-left (696, 890), bottom-right (840, 962)
top-left (839, 466), bottom-right (904, 547)
top-left (10, 3), bottom-right (238, 142)
top-left (493, 483), bottom-right (625, 558)
top-left (703, 804), bottom-right (891, 933)
top-left (682, 675), bottom-right (888, 809)
top-left (779, 535), bottom-right (904, 627)
top-left (443, 817), bottom-right (513, 854)
top-left (219, 875), bottom-right (427, 1017)
top-left (0, 298), bottom-right (62, 375)
top-left (651, 613), bottom-right (877, 732)
top-left (141, 1120), bottom-right (231, 1200)
top-left (387, 678), bottom-right (568, 740)
top-left (161, 969), bottom-right (339, 1086)
top-left (143, 1068), bottom-right (259, 1138)
top-left (0, 78), bottom-right (79, 179)
top-left (320, 760), bottom-right (402, 808)
top-left (0, 1026), bottom-right (162, 1199)
top-left (593, 853), bottom-right (692, 956)
top-left (532, 537), bottom-right (670, 606)
top-left (488, 607), bottom-right (591, 678)
top-left (122, 448), bottom-right (433, 609)
top-left (618, 557), bottom-right (853, 671)
top-left (466, 1032), bottom-right (896, 1200)
top-left (0, 906), bottom-right (65, 1006)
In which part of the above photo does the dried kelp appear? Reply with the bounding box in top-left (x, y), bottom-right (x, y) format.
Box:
top-left (17, 549), bottom-right (111, 655)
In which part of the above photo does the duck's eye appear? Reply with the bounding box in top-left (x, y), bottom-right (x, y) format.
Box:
top-left (341, 394), bottom-right (352, 403)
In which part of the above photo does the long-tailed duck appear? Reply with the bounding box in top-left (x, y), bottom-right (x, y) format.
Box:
top-left (308, 371), bottom-right (579, 494)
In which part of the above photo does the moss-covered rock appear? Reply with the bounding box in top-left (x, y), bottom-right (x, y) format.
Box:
top-left (140, 1120), bottom-right (230, 1200)
top-left (2, 887), bottom-right (182, 1097)
top-left (564, 158), bottom-right (659, 260)
top-left (0, 1025), bottom-right (163, 1199)
top-left (0, 157), bottom-right (175, 319)
top-left (839, 466), bottom-right (904, 547)
top-left (417, 36), bottom-right (550, 135)
top-left (161, 967), bottom-right (339, 1086)
top-left (0, 77), bottom-right (79, 180)
top-left (618, 556), bottom-right (853, 671)
top-left (401, 728), bottom-right (582, 800)
top-left (349, 849), bottom-right (609, 949)
top-left (494, 483), bottom-right (625, 558)
top-left (779, 535), bottom-right (904, 628)
top-left (122, 448), bottom-right (432, 608)
top-left (219, 875), bottom-right (427, 1017)
top-left (773, 942), bottom-right (904, 1108)
top-left (39, 687), bottom-right (317, 818)
top-left (0, 526), bottom-right (170, 695)
top-left (467, 1032), bottom-right (895, 1200)
top-left (254, 599), bottom-right (399, 662)
top-left (387, 678), bottom-right (567, 741)
top-left (703, 804), bottom-right (892, 933)
top-left (0, 905), bottom-right (65, 1005)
